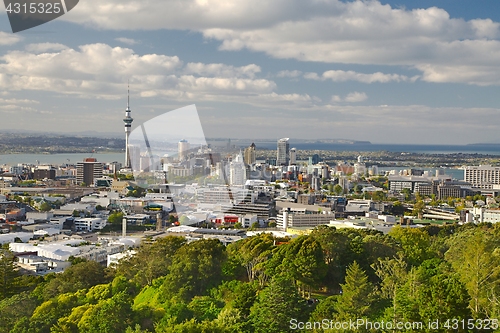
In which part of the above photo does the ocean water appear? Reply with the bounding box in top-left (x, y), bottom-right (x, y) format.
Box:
top-left (0, 153), bottom-right (124, 166)
top-left (0, 143), bottom-right (498, 167)
top-left (254, 143), bottom-right (500, 155)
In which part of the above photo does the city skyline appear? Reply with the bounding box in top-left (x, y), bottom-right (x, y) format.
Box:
top-left (1, 1), bottom-right (500, 144)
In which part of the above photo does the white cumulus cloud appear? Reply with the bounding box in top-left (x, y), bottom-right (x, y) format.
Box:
top-left (0, 43), bottom-right (284, 105)
top-left (115, 37), bottom-right (139, 45)
top-left (0, 32), bottom-right (21, 45)
top-left (305, 70), bottom-right (414, 83)
top-left (331, 92), bottom-right (367, 103)
top-left (55, 0), bottom-right (500, 85)
top-left (184, 63), bottom-right (261, 78)
top-left (25, 43), bottom-right (69, 53)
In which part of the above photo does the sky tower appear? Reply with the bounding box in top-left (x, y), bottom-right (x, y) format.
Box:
top-left (123, 85), bottom-right (133, 169)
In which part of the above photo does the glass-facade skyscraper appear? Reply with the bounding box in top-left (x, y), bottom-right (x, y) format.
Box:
top-left (277, 138), bottom-right (290, 166)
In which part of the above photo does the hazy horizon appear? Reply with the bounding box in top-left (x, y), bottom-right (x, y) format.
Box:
top-left (2, 129), bottom-right (500, 146)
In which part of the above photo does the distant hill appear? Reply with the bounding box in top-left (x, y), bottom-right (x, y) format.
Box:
top-left (467, 142), bottom-right (500, 146)
top-left (0, 129), bottom-right (122, 139)
top-left (0, 133), bottom-right (125, 154)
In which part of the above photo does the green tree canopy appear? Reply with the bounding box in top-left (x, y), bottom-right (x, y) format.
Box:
top-left (249, 275), bottom-right (308, 333)
top-left (227, 233), bottom-right (275, 283)
top-left (160, 239), bottom-right (227, 302)
top-left (0, 249), bottom-right (22, 301)
top-left (0, 292), bottom-right (38, 333)
top-left (389, 226), bottom-right (434, 267)
top-left (116, 236), bottom-right (186, 288)
top-left (372, 255), bottom-right (408, 323)
top-left (77, 292), bottom-right (134, 333)
top-left (108, 211), bottom-right (124, 225)
top-left (398, 259), bottom-right (471, 326)
top-left (333, 184), bottom-right (343, 196)
top-left (445, 227), bottom-right (500, 318)
top-left (335, 261), bottom-right (376, 321)
top-left (42, 261), bottom-right (109, 300)
top-left (39, 201), bottom-right (53, 212)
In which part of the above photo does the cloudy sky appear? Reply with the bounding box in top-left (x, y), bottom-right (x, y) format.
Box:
top-left (0, 0), bottom-right (499, 144)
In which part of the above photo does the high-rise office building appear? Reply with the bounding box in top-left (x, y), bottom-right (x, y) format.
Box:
top-left (277, 138), bottom-right (290, 166)
top-left (290, 147), bottom-right (296, 165)
top-left (229, 152), bottom-right (246, 186)
top-left (464, 165), bottom-right (500, 189)
top-left (76, 158), bottom-right (103, 186)
top-left (178, 139), bottom-right (190, 161)
top-left (244, 143), bottom-right (256, 165)
top-left (311, 154), bottom-right (321, 164)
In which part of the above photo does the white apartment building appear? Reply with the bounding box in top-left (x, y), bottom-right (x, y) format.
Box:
top-left (74, 217), bottom-right (107, 232)
top-left (229, 153), bottom-right (246, 186)
top-left (472, 207), bottom-right (500, 223)
top-left (277, 209), bottom-right (334, 230)
top-left (464, 165), bottom-right (500, 189)
top-left (196, 187), bottom-right (253, 204)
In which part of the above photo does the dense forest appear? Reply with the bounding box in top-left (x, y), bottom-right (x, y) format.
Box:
top-left (1, 223), bottom-right (500, 332)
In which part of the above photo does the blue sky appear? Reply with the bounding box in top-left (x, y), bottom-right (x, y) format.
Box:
top-left (0, 0), bottom-right (500, 144)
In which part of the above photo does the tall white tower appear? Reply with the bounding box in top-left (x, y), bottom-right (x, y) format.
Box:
top-left (290, 147), bottom-right (296, 165)
top-left (229, 151), bottom-right (246, 186)
top-left (178, 139), bottom-right (190, 161)
top-left (123, 85), bottom-right (134, 169)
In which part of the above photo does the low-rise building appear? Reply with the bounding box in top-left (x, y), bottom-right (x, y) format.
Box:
top-left (389, 174), bottom-right (452, 192)
top-left (221, 202), bottom-right (273, 220)
top-left (345, 200), bottom-right (376, 213)
top-left (33, 166), bottom-right (57, 180)
top-left (111, 180), bottom-right (134, 195)
top-left (277, 210), bottom-right (335, 230)
top-left (10, 242), bottom-right (81, 261)
top-left (472, 207), bottom-right (500, 223)
top-left (76, 244), bottom-right (124, 264)
top-left (107, 250), bottom-right (136, 267)
top-left (125, 214), bottom-right (150, 225)
top-left (26, 212), bottom-right (54, 222)
top-left (74, 217), bottom-right (106, 232)
top-left (415, 180), bottom-right (478, 199)
top-left (240, 214), bottom-right (258, 228)
top-left (16, 254), bottom-right (71, 275)
top-left (0, 232), bottom-right (32, 245)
